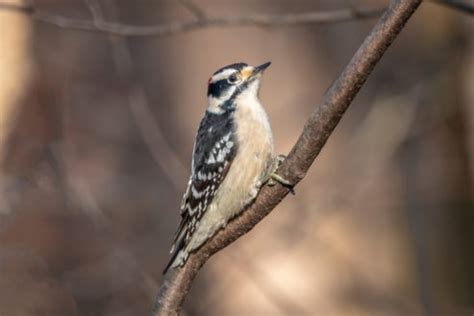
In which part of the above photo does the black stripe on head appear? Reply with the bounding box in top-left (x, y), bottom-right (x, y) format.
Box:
top-left (207, 79), bottom-right (231, 98)
top-left (212, 62), bottom-right (248, 75)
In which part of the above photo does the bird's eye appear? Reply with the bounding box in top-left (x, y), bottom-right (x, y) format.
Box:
top-left (227, 74), bottom-right (239, 84)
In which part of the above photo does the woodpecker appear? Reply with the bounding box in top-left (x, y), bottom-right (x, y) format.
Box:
top-left (164, 62), bottom-right (290, 273)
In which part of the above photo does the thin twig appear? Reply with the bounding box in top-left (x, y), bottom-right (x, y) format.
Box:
top-left (5, 2), bottom-right (385, 36)
top-left (34, 8), bottom-right (383, 36)
top-left (1, 1), bottom-right (471, 37)
top-left (177, 0), bottom-right (206, 20)
top-left (83, 0), bottom-right (188, 188)
top-left (84, 0), bottom-right (105, 23)
top-left (152, 0), bottom-right (423, 315)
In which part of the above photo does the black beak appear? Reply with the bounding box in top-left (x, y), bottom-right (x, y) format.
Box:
top-left (252, 61), bottom-right (271, 76)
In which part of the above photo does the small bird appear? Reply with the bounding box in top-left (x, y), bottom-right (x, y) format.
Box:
top-left (164, 62), bottom-right (289, 273)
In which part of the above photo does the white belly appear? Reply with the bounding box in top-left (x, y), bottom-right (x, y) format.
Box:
top-left (187, 97), bottom-right (274, 252)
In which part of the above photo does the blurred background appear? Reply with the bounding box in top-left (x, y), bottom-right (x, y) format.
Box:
top-left (0, 0), bottom-right (473, 315)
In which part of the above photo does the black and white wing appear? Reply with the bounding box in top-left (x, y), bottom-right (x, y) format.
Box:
top-left (164, 110), bottom-right (237, 273)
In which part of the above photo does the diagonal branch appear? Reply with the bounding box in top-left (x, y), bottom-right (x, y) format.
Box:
top-left (177, 0), bottom-right (206, 21)
top-left (151, 0), bottom-right (422, 315)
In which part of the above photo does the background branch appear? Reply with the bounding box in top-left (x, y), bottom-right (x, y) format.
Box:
top-left (0, 2), bottom-right (385, 36)
top-left (83, 0), bottom-right (188, 188)
top-left (0, 1), bottom-right (470, 37)
top-left (177, 0), bottom-right (206, 21)
top-left (152, 0), bottom-right (422, 315)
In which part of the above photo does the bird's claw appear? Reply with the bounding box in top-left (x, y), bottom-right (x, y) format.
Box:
top-left (266, 155), bottom-right (295, 195)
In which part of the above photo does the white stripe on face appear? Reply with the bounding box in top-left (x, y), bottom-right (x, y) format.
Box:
top-left (210, 69), bottom-right (237, 83)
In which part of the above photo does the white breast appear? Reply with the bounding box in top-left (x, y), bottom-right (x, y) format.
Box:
top-left (185, 89), bottom-right (274, 253)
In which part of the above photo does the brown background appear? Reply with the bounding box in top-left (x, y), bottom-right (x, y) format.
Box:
top-left (0, 0), bottom-right (472, 315)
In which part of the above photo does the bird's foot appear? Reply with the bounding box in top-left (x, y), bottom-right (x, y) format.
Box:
top-left (266, 155), bottom-right (295, 195)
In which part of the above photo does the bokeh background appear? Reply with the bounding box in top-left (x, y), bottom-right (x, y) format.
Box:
top-left (0, 0), bottom-right (472, 315)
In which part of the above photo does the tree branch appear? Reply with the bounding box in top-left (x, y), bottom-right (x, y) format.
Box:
top-left (83, 0), bottom-right (189, 189)
top-left (152, 0), bottom-right (422, 315)
top-left (1, 1), bottom-right (470, 37)
top-left (0, 2), bottom-right (386, 37)
top-left (177, 0), bottom-right (207, 21)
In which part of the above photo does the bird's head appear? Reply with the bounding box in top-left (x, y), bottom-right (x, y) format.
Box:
top-left (207, 62), bottom-right (271, 112)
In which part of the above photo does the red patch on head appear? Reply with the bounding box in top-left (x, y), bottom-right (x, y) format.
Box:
top-left (207, 77), bottom-right (212, 84)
